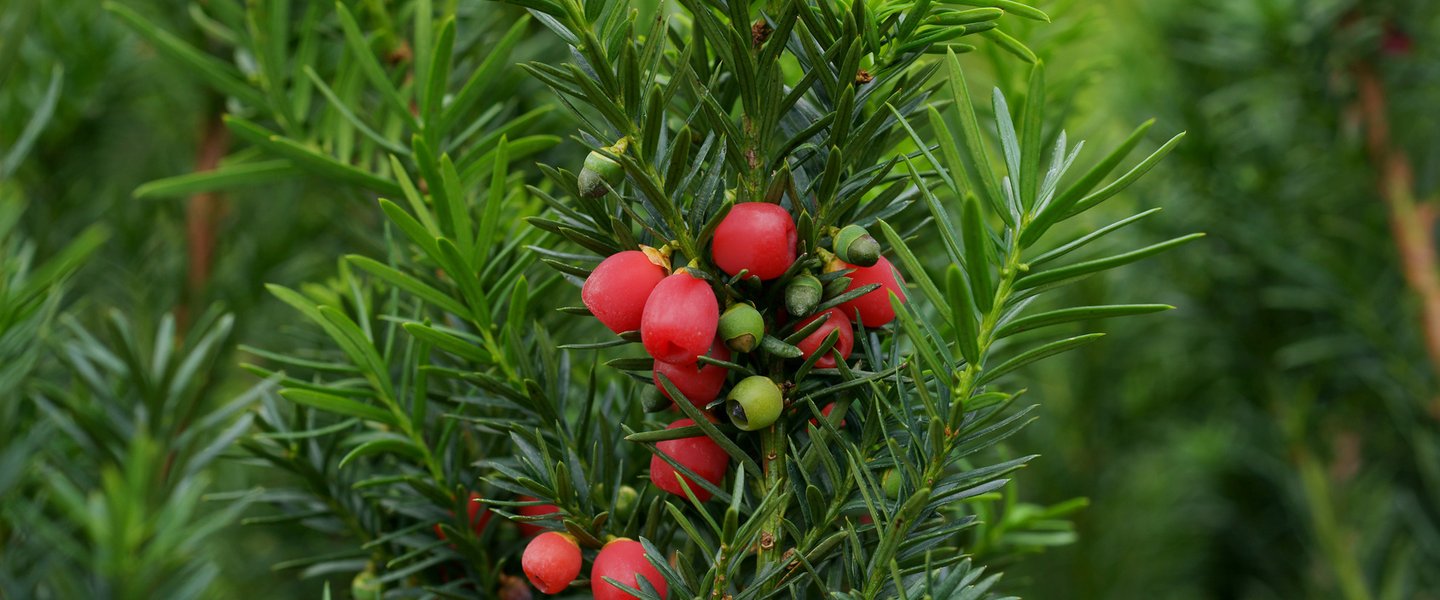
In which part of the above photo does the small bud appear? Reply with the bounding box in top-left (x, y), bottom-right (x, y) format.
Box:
top-left (718, 303), bottom-right (765, 353)
top-left (614, 485), bottom-right (639, 521)
top-left (834, 224), bottom-right (880, 267)
top-left (577, 139), bottom-right (629, 198)
top-left (726, 376), bottom-right (783, 431)
top-left (823, 276), bottom-right (852, 299)
top-left (785, 274), bottom-right (823, 318)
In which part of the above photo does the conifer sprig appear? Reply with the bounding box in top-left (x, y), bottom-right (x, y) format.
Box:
top-left (96, 0), bottom-right (1195, 596)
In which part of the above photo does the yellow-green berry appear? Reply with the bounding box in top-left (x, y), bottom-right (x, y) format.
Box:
top-left (834, 224), bottom-right (880, 267)
top-left (726, 376), bottom-right (783, 431)
top-left (881, 469), bottom-right (902, 499)
top-left (577, 139), bottom-right (628, 197)
top-left (718, 303), bottom-right (765, 353)
top-left (614, 485), bottom-right (639, 521)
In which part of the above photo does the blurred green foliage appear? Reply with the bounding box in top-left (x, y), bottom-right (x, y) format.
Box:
top-left (1006, 1), bottom-right (1440, 599)
top-left (2, 0), bottom-right (1438, 597)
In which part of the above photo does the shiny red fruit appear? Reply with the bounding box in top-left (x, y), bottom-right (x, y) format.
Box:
top-left (795, 308), bottom-right (854, 369)
top-left (653, 337), bottom-right (731, 408)
top-left (515, 495), bottom-right (561, 537)
top-left (434, 491), bottom-right (494, 541)
top-left (583, 251), bottom-right (668, 334)
top-left (592, 539), bottom-right (668, 600)
top-left (641, 271), bottom-right (719, 364)
top-left (837, 255), bottom-right (906, 326)
top-left (522, 532), bottom-right (582, 594)
top-left (809, 402), bottom-right (846, 427)
top-left (711, 203), bottom-right (797, 280)
top-left (650, 418), bottom-right (729, 502)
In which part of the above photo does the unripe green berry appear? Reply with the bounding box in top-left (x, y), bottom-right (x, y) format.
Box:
top-left (881, 469), bottom-right (902, 499)
top-left (577, 139), bottom-right (629, 198)
top-left (726, 376), bottom-right (783, 431)
top-left (785, 274), bottom-right (823, 318)
top-left (614, 484), bottom-right (639, 521)
top-left (718, 303), bottom-right (765, 353)
top-left (834, 224), bottom-right (881, 267)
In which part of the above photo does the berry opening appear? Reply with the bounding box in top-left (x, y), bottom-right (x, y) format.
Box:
top-left (727, 400), bottom-right (748, 427)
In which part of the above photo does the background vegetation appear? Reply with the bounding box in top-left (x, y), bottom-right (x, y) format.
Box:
top-left (2, 0), bottom-right (1436, 598)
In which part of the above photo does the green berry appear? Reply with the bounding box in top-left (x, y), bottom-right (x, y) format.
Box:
top-left (881, 469), bottom-right (902, 499)
top-left (718, 303), bottom-right (765, 353)
top-left (577, 139), bottom-right (628, 198)
top-left (614, 484), bottom-right (639, 521)
top-left (834, 224), bottom-right (881, 267)
top-left (726, 376), bottom-right (783, 431)
top-left (785, 274), bottom-right (823, 318)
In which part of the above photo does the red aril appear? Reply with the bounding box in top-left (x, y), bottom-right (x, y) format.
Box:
top-left (583, 251), bottom-right (667, 334)
top-left (641, 270), bottom-right (719, 364)
top-left (809, 402), bottom-right (846, 427)
top-left (522, 531), bottom-right (582, 594)
top-left (591, 538), bottom-right (668, 600)
top-left (653, 337), bottom-right (730, 408)
top-left (515, 496), bottom-right (560, 537)
top-left (650, 418), bottom-right (728, 501)
top-left (795, 308), bottom-right (854, 368)
top-left (836, 255), bottom-right (906, 326)
top-left (711, 203), bottom-right (797, 280)
top-left (433, 491), bottom-right (493, 541)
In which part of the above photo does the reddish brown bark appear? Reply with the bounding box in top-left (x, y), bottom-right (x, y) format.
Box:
top-left (1353, 62), bottom-right (1440, 416)
top-left (179, 114), bottom-right (230, 330)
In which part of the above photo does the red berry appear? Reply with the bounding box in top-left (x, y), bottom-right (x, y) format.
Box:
top-left (522, 532), bottom-right (582, 594)
top-left (583, 251), bottom-right (668, 334)
top-left (592, 539), bottom-right (668, 600)
top-left (809, 402), bottom-right (846, 427)
top-left (515, 496), bottom-right (561, 537)
top-left (650, 418), bottom-right (729, 502)
top-left (795, 308), bottom-right (854, 369)
top-left (641, 271), bottom-right (719, 364)
top-left (836, 255), bottom-right (906, 326)
top-left (434, 491), bottom-right (494, 541)
top-left (711, 203), bottom-right (797, 280)
top-left (653, 337), bottom-right (731, 408)
top-left (1383, 23), bottom-right (1413, 56)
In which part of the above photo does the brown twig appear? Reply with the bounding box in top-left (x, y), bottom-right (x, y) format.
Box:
top-left (179, 113), bottom-right (230, 331)
top-left (1353, 61), bottom-right (1440, 417)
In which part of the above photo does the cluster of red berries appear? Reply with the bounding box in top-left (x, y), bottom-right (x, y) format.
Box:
top-left (430, 493), bottom-right (661, 597)
top-left (433, 493), bottom-right (559, 543)
top-left (521, 535), bottom-right (666, 598)
top-left (580, 200), bottom-right (907, 505)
